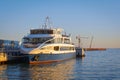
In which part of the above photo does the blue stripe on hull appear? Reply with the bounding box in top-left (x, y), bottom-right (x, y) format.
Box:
top-left (28, 53), bottom-right (76, 64)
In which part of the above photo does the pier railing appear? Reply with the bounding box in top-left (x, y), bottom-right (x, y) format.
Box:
top-left (0, 48), bottom-right (20, 53)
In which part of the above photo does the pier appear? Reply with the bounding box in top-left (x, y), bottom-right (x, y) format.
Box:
top-left (0, 39), bottom-right (27, 64)
top-left (76, 47), bottom-right (85, 57)
top-left (0, 49), bottom-right (26, 64)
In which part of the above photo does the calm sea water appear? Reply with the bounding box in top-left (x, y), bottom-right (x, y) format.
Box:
top-left (0, 48), bottom-right (120, 80)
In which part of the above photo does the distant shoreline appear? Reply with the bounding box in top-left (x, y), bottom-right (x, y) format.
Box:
top-left (84, 48), bottom-right (106, 51)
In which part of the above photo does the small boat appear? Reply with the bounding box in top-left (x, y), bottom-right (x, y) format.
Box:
top-left (20, 17), bottom-right (76, 64)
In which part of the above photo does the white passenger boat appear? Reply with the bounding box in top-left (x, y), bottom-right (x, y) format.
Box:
top-left (20, 17), bottom-right (76, 64)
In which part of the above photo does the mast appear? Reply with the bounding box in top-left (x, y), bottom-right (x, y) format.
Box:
top-left (44, 16), bottom-right (52, 29)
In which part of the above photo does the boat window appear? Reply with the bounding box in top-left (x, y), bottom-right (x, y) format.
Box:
top-left (23, 38), bottom-right (31, 43)
top-left (64, 38), bottom-right (70, 44)
top-left (60, 47), bottom-right (69, 51)
top-left (54, 38), bottom-right (63, 43)
top-left (54, 46), bottom-right (59, 51)
top-left (60, 46), bottom-right (74, 51)
top-left (70, 47), bottom-right (74, 50)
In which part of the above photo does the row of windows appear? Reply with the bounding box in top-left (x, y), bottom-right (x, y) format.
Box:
top-left (60, 47), bottom-right (74, 51)
top-left (23, 37), bottom-right (70, 44)
top-left (30, 30), bottom-right (54, 34)
top-left (30, 29), bottom-right (62, 34)
top-left (41, 46), bottom-right (74, 51)
top-left (54, 46), bottom-right (74, 51)
top-left (23, 37), bottom-right (52, 44)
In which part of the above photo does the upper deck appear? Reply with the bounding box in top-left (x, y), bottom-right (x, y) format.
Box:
top-left (30, 29), bottom-right (53, 34)
top-left (30, 28), bottom-right (62, 35)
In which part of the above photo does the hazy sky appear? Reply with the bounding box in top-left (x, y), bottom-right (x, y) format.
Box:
top-left (0, 0), bottom-right (120, 48)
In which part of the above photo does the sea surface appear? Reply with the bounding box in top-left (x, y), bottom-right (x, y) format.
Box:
top-left (0, 48), bottom-right (120, 80)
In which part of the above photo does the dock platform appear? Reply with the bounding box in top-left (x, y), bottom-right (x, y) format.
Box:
top-left (0, 49), bottom-right (27, 64)
top-left (76, 48), bottom-right (85, 57)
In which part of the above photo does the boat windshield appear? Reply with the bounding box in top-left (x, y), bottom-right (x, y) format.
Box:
top-left (23, 37), bottom-right (52, 44)
top-left (22, 37), bottom-right (71, 48)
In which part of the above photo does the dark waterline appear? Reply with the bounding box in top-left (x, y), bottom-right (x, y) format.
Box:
top-left (0, 48), bottom-right (120, 80)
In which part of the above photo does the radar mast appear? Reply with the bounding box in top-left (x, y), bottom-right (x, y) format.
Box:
top-left (44, 16), bottom-right (52, 29)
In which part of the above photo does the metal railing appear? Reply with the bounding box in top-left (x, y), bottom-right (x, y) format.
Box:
top-left (0, 48), bottom-right (20, 53)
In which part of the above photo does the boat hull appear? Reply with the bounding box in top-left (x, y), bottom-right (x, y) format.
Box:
top-left (24, 52), bottom-right (76, 64)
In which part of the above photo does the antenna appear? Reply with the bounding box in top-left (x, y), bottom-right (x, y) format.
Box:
top-left (44, 16), bottom-right (53, 29)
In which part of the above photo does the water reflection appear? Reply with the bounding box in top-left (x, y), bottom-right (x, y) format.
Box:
top-left (1, 49), bottom-right (120, 80)
top-left (0, 58), bottom-right (83, 80)
top-left (0, 64), bottom-right (8, 80)
top-left (29, 59), bottom-right (76, 80)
